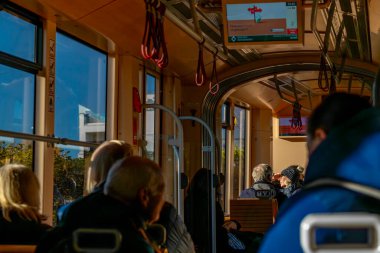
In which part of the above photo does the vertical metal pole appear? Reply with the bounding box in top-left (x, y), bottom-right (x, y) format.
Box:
top-left (142, 104), bottom-right (184, 216)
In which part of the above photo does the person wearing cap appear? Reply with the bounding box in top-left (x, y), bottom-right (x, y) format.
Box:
top-left (279, 166), bottom-right (302, 198)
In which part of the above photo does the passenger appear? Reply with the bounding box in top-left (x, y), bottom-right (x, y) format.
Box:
top-left (258, 92), bottom-right (380, 253)
top-left (279, 166), bottom-right (302, 198)
top-left (57, 140), bottom-right (195, 253)
top-left (239, 164), bottom-right (277, 199)
top-left (184, 168), bottom-right (232, 253)
top-left (57, 140), bottom-right (133, 221)
top-left (0, 164), bottom-right (51, 244)
top-left (184, 168), bottom-right (259, 253)
top-left (36, 156), bottom-right (166, 253)
top-left (85, 140), bottom-right (133, 193)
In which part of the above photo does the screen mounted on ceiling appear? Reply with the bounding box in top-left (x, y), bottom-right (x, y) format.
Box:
top-left (222, 0), bottom-right (303, 47)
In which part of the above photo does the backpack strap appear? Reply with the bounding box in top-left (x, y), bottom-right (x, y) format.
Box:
top-left (305, 178), bottom-right (380, 201)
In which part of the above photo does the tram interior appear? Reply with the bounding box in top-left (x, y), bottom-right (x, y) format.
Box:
top-left (1, 0), bottom-right (380, 251)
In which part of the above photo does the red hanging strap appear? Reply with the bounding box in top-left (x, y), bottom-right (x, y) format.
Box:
top-left (195, 39), bottom-right (207, 86)
top-left (141, 0), bottom-right (168, 68)
top-left (291, 101), bottom-right (302, 130)
top-left (141, 0), bottom-right (156, 59)
top-left (154, 3), bottom-right (168, 68)
top-left (209, 50), bottom-right (219, 95)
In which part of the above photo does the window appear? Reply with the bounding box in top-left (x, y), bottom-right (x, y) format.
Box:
top-left (55, 32), bottom-right (107, 143)
top-left (0, 11), bottom-right (36, 62)
top-left (53, 32), bottom-right (107, 222)
top-left (0, 64), bottom-right (35, 133)
top-left (0, 3), bottom-right (40, 170)
top-left (220, 102), bottom-right (231, 210)
top-left (231, 105), bottom-right (247, 199)
top-left (143, 73), bottom-right (159, 161)
top-left (0, 3), bottom-right (42, 70)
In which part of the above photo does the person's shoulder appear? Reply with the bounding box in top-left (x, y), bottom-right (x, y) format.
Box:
top-left (239, 188), bottom-right (256, 198)
top-left (60, 191), bottom-right (108, 222)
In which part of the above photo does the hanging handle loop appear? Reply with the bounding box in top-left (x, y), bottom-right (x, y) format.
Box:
top-left (291, 101), bottom-right (302, 130)
top-left (195, 38), bottom-right (207, 86)
top-left (209, 49), bottom-right (219, 95)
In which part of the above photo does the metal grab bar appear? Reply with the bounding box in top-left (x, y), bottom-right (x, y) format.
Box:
top-left (0, 129), bottom-right (99, 148)
top-left (141, 104), bottom-right (185, 217)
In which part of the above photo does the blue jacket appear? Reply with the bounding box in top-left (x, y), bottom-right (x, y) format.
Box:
top-left (259, 108), bottom-right (380, 253)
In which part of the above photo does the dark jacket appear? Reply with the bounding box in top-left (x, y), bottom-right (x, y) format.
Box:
top-left (280, 183), bottom-right (302, 198)
top-left (157, 202), bottom-right (195, 253)
top-left (239, 181), bottom-right (277, 199)
top-left (185, 192), bottom-right (231, 253)
top-left (36, 191), bottom-right (155, 253)
top-left (259, 108), bottom-right (380, 253)
top-left (0, 210), bottom-right (50, 245)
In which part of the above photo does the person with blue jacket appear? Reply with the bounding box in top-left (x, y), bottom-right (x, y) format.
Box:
top-left (259, 93), bottom-right (380, 253)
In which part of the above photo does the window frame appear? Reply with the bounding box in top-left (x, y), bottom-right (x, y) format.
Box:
top-left (142, 69), bottom-right (161, 162)
top-left (0, 1), bottom-right (43, 72)
top-left (55, 29), bottom-right (109, 142)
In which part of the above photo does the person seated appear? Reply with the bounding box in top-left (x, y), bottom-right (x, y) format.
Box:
top-left (36, 156), bottom-right (166, 253)
top-left (56, 140), bottom-right (194, 253)
top-left (239, 164), bottom-right (277, 199)
top-left (0, 164), bottom-right (51, 244)
top-left (258, 93), bottom-right (380, 253)
top-left (57, 140), bottom-right (133, 220)
top-left (279, 166), bottom-right (302, 198)
top-left (184, 168), bottom-right (232, 253)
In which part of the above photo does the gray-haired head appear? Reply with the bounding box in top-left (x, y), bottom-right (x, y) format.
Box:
top-left (252, 163), bottom-right (273, 182)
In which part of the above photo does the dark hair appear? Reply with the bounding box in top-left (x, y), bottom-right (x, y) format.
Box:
top-left (188, 168), bottom-right (211, 196)
top-left (307, 93), bottom-right (371, 136)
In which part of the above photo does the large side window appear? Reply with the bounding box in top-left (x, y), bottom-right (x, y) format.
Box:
top-left (143, 73), bottom-right (160, 161)
top-left (220, 102), bottom-right (231, 210)
top-left (231, 105), bottom-right (247, 199)
top-left (0, 4), bottom-right (41, 167)
top-left (53, 32), bottom-right (107, 219)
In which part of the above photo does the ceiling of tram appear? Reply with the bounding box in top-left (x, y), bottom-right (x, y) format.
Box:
top-left (13, 0), bottom-right (380, 113)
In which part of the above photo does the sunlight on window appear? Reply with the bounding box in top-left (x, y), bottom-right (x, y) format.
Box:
top-left (0, 64), bottom-right (34, 133)
top-left (144, 74), bottom-right (156, 160)
top-left (53, 33), bottom-right (107, 224)
top-left (0, 10), bottom-right (36, 62)
top-left (232, 106), bottom-right (246, 199)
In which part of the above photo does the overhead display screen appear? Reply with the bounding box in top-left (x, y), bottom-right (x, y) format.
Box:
top-left (222, 0), bottom-right (303, 47)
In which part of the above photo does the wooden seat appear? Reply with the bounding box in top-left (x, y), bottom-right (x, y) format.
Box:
top-left (0, 245), bottom-right (36, 253)
top-left (229, 198), bottom-right (278, 234)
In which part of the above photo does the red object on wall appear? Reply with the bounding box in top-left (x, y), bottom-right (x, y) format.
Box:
top-left (133, 87), bottom-right (142, 113)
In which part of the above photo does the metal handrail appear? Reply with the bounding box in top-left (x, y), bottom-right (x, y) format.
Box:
top-left (0, 129), bottom-right (99, 148)
top-left (141, 104), bottom-right (185, 216)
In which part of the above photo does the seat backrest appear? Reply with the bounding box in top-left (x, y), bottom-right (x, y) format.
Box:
top-left (72, 228), bottom-right (122, 253)
top-left (229, 198), bottom-right (278, 233)
top-left (301, 213), bottom-right (380, 253)
top-left (0, 245), bottom-right (36, 253)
